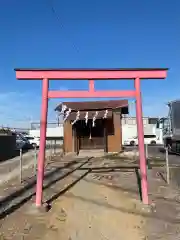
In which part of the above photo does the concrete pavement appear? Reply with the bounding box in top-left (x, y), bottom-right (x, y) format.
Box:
top-left (124, 145), bottom-right (180, 165)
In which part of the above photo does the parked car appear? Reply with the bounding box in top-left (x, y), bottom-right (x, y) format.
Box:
top-left (124, 134), bottom-right (160, 146)
top-left (16, 135), bottom-right (26, 150)
top-left (25, 136), bottom-right (40, 148)
top-left (18, 133), bottom-right (32, 149)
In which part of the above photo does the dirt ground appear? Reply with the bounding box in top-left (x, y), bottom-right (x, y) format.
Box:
top-left (1, 154), bottom-right (180, 239)
top-left (43, 172), bottom-right (145, 240)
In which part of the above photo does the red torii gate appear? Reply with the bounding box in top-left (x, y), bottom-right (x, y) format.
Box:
top-left (15, 68), bottom-right (168, 208)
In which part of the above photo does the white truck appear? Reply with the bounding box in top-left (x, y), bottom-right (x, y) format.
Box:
top-left (158, 100), bottom-right (180, 153)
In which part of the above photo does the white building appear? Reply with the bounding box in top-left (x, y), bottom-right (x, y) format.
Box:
top-left (29, 117), bottom-right (163, 145)
top-left (29, 122), bottom-right (63, 139)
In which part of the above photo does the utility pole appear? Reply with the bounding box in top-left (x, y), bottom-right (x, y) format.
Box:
top-left (29, 116), bottom-right (33, 130)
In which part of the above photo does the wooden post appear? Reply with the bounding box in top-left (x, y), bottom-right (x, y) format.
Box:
top-left (54, 139), bottom-right (56, 154)
top-left (34, 145), bottom-right (37, 175)
top-left (19, 148), bottom-right (22, 183)
top-left (145, 144), bottom-right (148, 159)
top-left (166, 147), bottom-right (170, 184)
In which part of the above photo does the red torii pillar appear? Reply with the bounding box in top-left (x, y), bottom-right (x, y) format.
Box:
top-left (15, 68), bottom-right (168, 207)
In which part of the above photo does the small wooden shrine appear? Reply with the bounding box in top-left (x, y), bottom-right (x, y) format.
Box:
top-left (55, 99), bottom-right (128, 154)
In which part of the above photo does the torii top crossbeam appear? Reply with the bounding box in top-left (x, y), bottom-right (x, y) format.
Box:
top-left (15, 68), bottom-right (167, 79)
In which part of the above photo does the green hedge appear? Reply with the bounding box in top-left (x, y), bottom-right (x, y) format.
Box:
top-left (0, 128), bottom-right (14, 135)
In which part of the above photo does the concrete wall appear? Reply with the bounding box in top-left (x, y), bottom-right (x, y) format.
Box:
top-left (0, 135), bottom-right (16, 161)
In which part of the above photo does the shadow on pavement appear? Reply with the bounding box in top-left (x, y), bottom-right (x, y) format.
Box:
top-left (64, 191), bottom-right (180, 224)
top-left (46, 164), bottom-right (180, 224)
top-left (2, 155), bottom-right (177, 225)
top-left (0, 157), bottom-right (92, 220)
top-left (46, 169), bottom-right (91, 204)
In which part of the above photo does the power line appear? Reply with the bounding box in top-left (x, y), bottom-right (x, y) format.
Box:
top-left (48, 0), bottom-right (80, 55)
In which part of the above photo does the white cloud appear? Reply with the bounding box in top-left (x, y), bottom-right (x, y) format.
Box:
top-left (142, 103), bottom-right (168, 117)
top-left (128, 99), bottom-right (168, 118)
top-left (59, 86), bottom-right (69, 91)
top-left (0, 91), bottom-right (60, 128)
top-left (0, 91), bottom-right (41, 128)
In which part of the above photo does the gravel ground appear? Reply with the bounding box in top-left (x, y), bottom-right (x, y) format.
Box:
top-left (0, 153), bottom-right (180, 239)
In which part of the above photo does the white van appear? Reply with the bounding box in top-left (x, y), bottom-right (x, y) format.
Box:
top-left (124, 134), bottom-right (160, 146)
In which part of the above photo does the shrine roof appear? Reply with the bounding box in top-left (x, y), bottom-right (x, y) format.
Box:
top-left (55, 99), bottom-right (128, 112)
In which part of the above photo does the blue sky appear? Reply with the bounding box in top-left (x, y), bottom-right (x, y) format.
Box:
top-left (0, 0), bottom-right (179, 127)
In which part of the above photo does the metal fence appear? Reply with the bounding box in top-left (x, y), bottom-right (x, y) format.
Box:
top-left (31, 122), bottom-right (63, 130)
